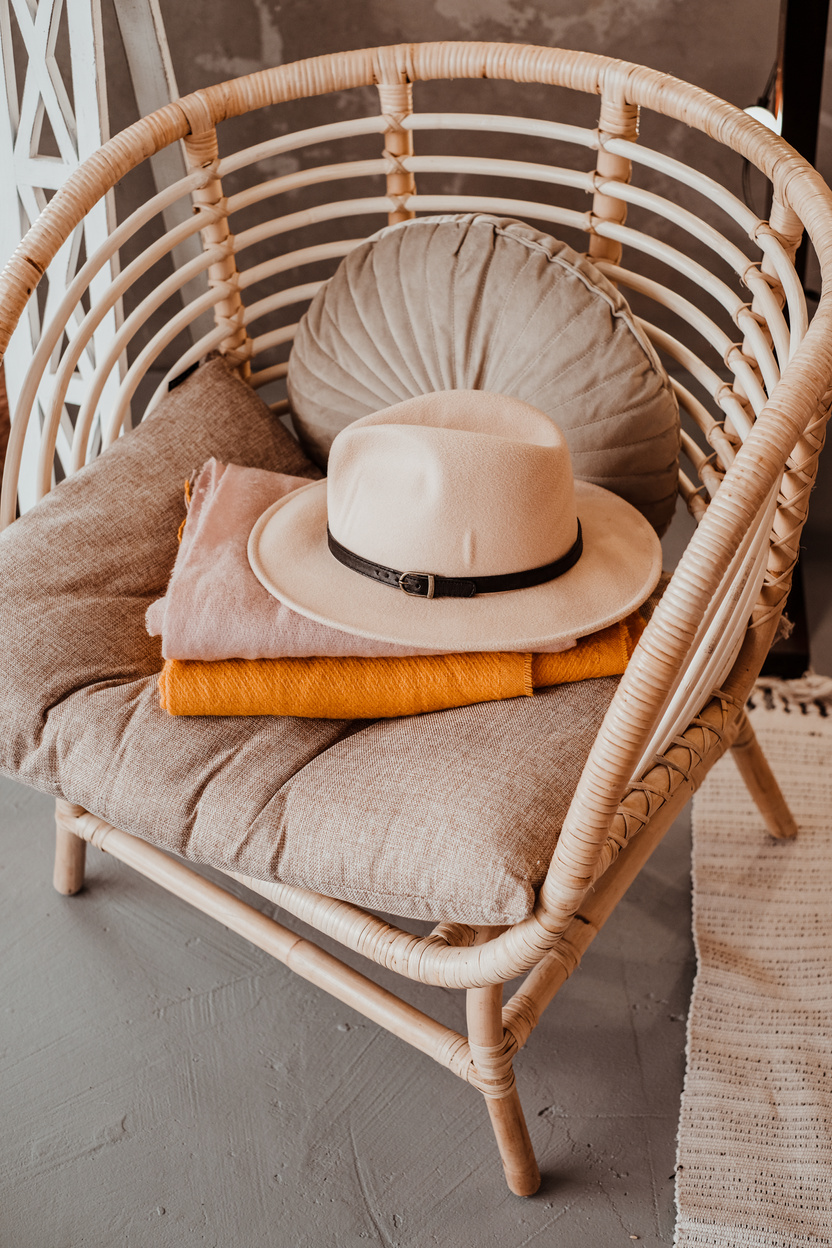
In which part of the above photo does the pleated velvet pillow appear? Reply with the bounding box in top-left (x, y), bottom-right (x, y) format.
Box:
top-left (287, 213), bottom-right (681, 535)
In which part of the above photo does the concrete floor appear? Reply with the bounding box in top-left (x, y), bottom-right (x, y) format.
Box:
top-left (3, 489), bottom-right (830, 1248)
top-left (0, 775), bottom-right (694, 1248)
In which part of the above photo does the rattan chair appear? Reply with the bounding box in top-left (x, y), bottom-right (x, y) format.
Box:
top-left (2, 42), bottom-right (830, 1198)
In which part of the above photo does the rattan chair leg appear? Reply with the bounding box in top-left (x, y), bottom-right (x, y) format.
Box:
top-left (467, 960), bottom-right (541, 1197)
top-left (480, 1078), bottom-right (541, 1198)
top-left (730, 710), bottom-right (798, 838)
top-left (53, 799), bottom-right (88, 894)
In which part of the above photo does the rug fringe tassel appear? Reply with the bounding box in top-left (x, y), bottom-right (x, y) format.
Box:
top-left (748, 671), bottom-right (832, 714)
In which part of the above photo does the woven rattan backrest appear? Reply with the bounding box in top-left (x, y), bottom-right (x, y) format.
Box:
top-left (2, 43), bottom-right (831, 985)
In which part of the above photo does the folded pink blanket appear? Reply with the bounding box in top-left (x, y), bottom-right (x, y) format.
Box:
top-left (146, 461), bottom-right (447, 659)
top-left (147, 460), bottom-right (578, 660)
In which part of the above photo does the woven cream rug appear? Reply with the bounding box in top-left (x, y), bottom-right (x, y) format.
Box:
top-left (675, 676), bottom-right (832, 1247)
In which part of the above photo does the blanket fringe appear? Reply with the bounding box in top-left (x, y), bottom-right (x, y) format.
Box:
top-left (748, 672), bottom-right (832, 715)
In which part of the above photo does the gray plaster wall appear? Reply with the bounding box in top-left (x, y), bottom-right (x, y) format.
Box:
top-left (149, 0), bottom-right (779, 110)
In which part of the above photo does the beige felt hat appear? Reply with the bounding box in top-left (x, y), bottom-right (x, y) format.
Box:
top-left (248, 391), bottom-right (662, 652)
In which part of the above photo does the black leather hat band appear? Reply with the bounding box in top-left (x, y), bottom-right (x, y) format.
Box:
top-left (326, 522), bottom-right (583, 599)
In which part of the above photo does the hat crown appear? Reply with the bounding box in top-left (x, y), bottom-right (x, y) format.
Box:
top-left (326, 391), bottom-right (578, 579)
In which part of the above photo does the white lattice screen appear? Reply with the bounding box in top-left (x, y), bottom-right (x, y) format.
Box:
top-left (0, 0), bottom-right (205, 512)
top-left (0, 0), bottom-right (123, 511)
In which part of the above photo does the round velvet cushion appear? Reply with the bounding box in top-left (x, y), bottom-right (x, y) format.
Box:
top-left (287, 214), bottom-right (680, 534)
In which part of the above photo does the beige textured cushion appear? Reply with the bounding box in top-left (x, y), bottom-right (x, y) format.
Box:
top-left (0, 356), bottom-right (619, 924)
top-left (288, 213), bottom-right (681, 534)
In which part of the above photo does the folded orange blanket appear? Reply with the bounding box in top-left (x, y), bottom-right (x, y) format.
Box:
top-left (158, 612), bottom-right (645, 718)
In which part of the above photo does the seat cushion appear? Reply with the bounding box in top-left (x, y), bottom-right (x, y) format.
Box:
top-left (287, 213), bottom-right (681, 535)
top-left (0, 355), bottom-right (619, 924)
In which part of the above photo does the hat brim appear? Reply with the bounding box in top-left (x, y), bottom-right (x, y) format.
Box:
top-left (248, 479), bottom-right (662, 652)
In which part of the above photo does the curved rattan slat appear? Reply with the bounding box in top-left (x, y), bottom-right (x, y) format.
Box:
top-left (604, 137), bottom-right (809, 352)
top-left (64, 233), bottom-right (225, 472)
top-left (681, 429), bottom-right (721, 495)
top-left (671, 381), bottom-right (737, 468)
top-left (537, 388), bottom-right (826, 941)
top-left (237, 239), bottom-right (362, 292)
top-left (101, 281), bottom-right (322, 449)
top-left (37, 188), bottom-right (781, 498)
top-left (597, 263), bottom-right (775, 411)
top-left (227, 159), bottom-right (390, 214)
top-left (606, 137), bottom-right (762, 232)
top-left (405, 111), bottom-right (597, 148)
top-left (4, 42), bottom-right (832, 356)
top-left (396, 153), bottom-right (594, 192)
top-left (638, 321), bottom-right (755, 438)
top-left (36, 235), bottom-right (359, 481)
top-left (249, 361), bottom-right (290, 389)
top-left (217, 115), bottom-right (390, 176)
top-left (144, 322), bottom-right (301, 417)
top-left (3, 43), bottom-right (832, 990)
top-left (0, 168), bottom-right (217, 525)
top-left (594, 179), bottom-right (792, 368)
